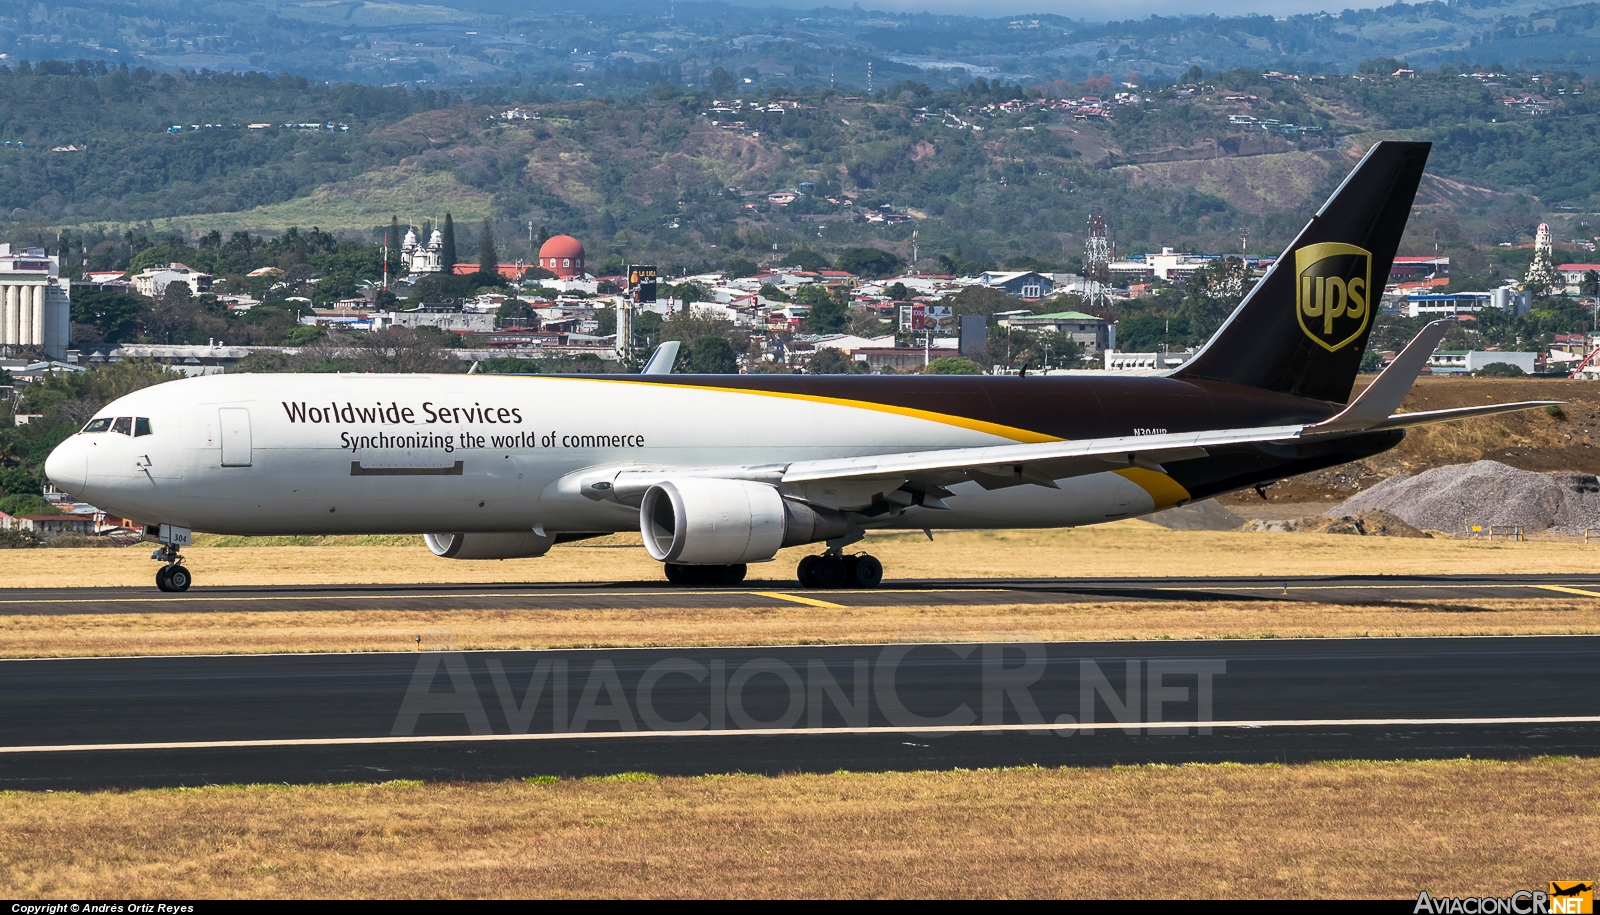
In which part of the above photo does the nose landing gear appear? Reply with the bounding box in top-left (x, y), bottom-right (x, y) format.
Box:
top-left (151, 543), bottom-right (191, 592)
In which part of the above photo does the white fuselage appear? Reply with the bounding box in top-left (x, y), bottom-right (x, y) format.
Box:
top-left (46, 373), bottom-right (1172, 537)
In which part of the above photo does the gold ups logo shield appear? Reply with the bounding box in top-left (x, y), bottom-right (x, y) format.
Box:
top-left (1296, 242), bottom-right (1372, 352)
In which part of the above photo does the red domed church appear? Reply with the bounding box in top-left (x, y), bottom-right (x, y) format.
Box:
top-left (538, 235), bottom-right (586, 278)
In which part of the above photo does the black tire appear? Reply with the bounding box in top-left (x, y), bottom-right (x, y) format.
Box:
top-left (664, 563), bottom-right (692, 585)
top-left (155, 565), bottom-right (172, 592)
top-left (715, 564), bottom-right (747, 585)
top-left (814, 554), bottom-right (847, 589)
top-left (166, 565), bottom-right (192, 592)
top-left (849, 554), bottom-right (884, 589)
top-left (797, 555), bottom-right (821, 588)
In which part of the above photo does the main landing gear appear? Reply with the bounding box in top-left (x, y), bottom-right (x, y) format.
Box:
top-left (151, 543), bottom-right (191, 592)
top-left (664, 563), bottom-right (748, 585)
top-left (797, 552), bottom-right (883, 589)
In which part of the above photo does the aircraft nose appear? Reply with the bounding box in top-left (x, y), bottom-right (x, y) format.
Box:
top-left (45, 436), bottom-right (87, 497)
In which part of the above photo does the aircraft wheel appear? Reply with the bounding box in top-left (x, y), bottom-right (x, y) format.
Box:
top-left (664, 563), bottom-right (694, 585)
top-left (813, 554), bottom-right (848, 589)
top-left (155, 566), bottom-right (173, 592)
top-left (715, 564), bottom-right (747, 585)
top-left (166, 565), bottom-right (192, 592)
top-left (848, 554), bottom-right (883, 589)
top-left (797, 555), bottom-right (821, 588)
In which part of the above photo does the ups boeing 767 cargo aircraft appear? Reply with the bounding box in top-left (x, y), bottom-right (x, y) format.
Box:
top-left (43, 142), bottom-right (1555, 592)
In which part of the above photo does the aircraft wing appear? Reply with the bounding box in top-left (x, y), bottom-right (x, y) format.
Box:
top-left (777, 424), bottom-right (1305, 491)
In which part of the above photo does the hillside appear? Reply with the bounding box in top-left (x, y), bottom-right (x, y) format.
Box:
top-left (5, 0), bottom-right (1600, 89)
top-left (1219, 378), bottom-right (1600, 507)
top-left (4, 60), bottom-right (1593, 276)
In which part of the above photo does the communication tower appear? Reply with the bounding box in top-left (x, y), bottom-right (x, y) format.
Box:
top-left (1085, 215), bottom-right (1113, 311)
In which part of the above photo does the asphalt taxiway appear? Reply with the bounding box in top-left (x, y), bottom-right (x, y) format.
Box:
top-left (1, 635), bottom-right (1597, 789)
top-left (2, 573), bottom-right (1599, 615)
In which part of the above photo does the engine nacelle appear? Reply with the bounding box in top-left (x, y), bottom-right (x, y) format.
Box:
top-left (425, 531), bottom-right (555, 560)
top-left (640, 478), bottom-right (852, 565)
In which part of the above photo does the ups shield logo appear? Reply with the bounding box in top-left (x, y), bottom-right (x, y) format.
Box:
top-left (1296, 242), bottom-right (1372, 352)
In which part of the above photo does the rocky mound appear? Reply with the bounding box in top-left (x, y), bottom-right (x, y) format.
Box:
top-left (1240, 510), bottom-right (1431, 538)
top-left (1144, 499), bottom-right (1246, 532)
top-left (1332, 460), bottom-right (1600, 535)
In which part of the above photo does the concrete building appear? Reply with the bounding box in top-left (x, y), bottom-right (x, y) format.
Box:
top-left (0, 244), bottom-right (71, 360)
top-left (1427, 350), bottom-right (1538, 375)
top-left (976, 271), bottom-right (1054, 299)
top-left (1401, 290), bottom-right (1530, 319)
top-left (372, 303), bottom-right (496, 334)
top-left (1102, 349), bottom-right (1197, 373)
top-left (0, 512), bottom-right (95, 538)
top-left (132, 263), bottom-right (212, 299)
top-left (998, 310), bottom-right (1114, 355)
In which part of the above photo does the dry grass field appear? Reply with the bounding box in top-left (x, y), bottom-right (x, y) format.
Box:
top-left (3, 759), bottom-right (1595, 898)
top-left (5, 521), bottom-right (1600, 589)
top-left (4, 522), bottom-right (1599, 657)
top-left (2, 597), bottom-right (1598, 659)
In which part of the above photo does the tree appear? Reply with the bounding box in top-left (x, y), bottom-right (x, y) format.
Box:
top-left (725, 257), bottom-right (758, 278)
top-left (70, 289), bottom-right (148, 344)
top-left (475, 221), bottom-right (500, 287)
top-left (440, 213), bottom-right (458, 275)
top-left (686, 334), bottom-right (738, 373)
top-left (660, 306), bottom-right (737, 347)
top-left (924, 357), bottom-right (982, 375)
top-left (1584, 270), bottom-right (1600, 297)
top-left (709, 67), bottom-right (736, 95)
top-left (387, 217), bottom-right (402, 276)
top-left (806, 347), bottom-right (864, 374)
top-left (496, 300), bottom-right (535, 327)
top-left (784, 248), bottom-right (831, 272)
top-left (836, 247), bottom-right (905, 279)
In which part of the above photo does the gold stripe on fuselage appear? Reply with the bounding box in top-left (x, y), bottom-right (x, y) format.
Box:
top-left (559, 375), bottom-right (1064, 443)
top-left (550, 376), bottom-right (1192, 509)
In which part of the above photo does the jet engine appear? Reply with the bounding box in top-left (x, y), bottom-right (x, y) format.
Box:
top-left (424, 531), bottom-right (556, 560)
top-left (639, 478), bottom-right (850, 565)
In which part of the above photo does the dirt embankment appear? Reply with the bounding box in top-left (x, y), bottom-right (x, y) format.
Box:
top-left (1218, 377), bottom-right (1600, 507)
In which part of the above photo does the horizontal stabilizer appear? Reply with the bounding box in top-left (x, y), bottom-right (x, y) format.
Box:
top-left (1358, 401), bottom-right (1564, 432)
top-left (1308, 320), bottom-right (1449, 434)
top-left (641, 341), bottom-right (680, 375)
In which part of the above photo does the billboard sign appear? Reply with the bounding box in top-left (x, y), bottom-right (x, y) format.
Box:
top-left (628, 265), bottom-right (658, 303)
top-left (900, 303), bottom-right (954, 334)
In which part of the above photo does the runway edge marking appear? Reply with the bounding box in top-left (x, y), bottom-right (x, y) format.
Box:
top-left (5, 716), bottom-right (1600, 754)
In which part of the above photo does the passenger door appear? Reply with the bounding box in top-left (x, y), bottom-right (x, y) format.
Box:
top-left (218, 408), bottom-right (252, 467)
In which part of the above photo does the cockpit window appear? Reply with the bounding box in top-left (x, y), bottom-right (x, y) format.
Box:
top-left (134, 417), bottom-right (152, 437)
top-left (110, 417), bottom-right (132, 436)
top-left (82, 418), bottom-right (112, 433)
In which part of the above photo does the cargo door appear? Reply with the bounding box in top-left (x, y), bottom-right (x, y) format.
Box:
top-left (219, 408), bottom-right (253, 467)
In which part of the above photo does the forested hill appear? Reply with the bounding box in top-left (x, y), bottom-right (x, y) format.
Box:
top-left (3, 0), bottom-right (1600, 90)
top-left (0, 59), bottom-right (1594, 273)
top-left (0, 64), bottom-right (455, 225)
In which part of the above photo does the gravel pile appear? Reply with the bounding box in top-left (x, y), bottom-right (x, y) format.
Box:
top-left (1332, 460), bottom-right (1600, 535)
top-left (1240, 510), bottom-right (1430, 537)
top-left (1145, 499), bottom-right (1246, 531)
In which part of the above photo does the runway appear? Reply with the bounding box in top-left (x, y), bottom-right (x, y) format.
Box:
top-left (2, 635), bottom-right (1597, 789)
top-left (4, 573), bottom-right (1600, 614)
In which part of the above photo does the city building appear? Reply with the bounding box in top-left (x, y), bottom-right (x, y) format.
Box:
top-left (371, 302), bottom-right (496, 334)
top-left (1427, 350), bottom-right (1538, 375)
top-left (1102, 349), bottom-right (1197, 373)
top-left (1400, 289), bottom-right (1530, 318)
top-left (401, 227), bottom-right (445, 274)
top-left (0, 243), bottom-right (71, 360)
top-left (538, 235), bottom-right (587, 278)
top-left (132, 263), bottom-right (212, 298)
top-left (976, 271), bottom-right (1054, 299)
top-left (998, 310), bottom-right (1114, 355)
